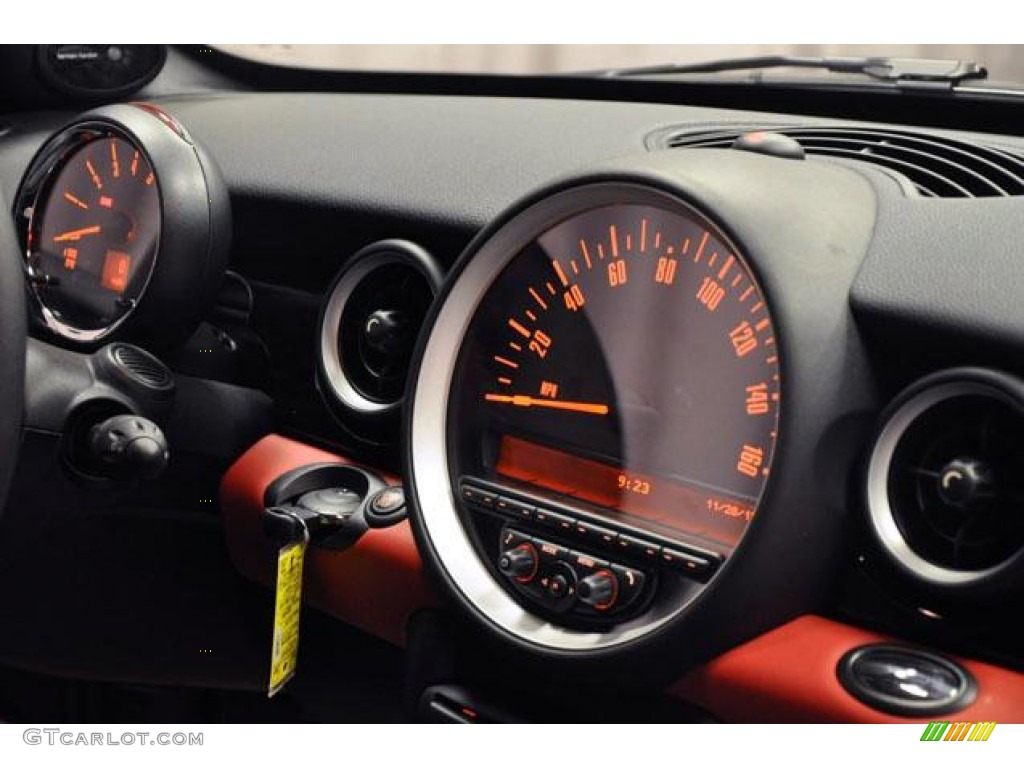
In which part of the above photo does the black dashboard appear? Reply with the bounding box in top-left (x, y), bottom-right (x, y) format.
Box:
top-left (1, 48), bottom-right (1022, 721)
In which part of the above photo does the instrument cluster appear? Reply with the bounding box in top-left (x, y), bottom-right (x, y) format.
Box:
top-left (15, 103), bottom-right (230, 348)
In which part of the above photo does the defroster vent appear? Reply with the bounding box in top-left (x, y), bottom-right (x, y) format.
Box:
top-left (653, 125), bottom-right (1024, 198)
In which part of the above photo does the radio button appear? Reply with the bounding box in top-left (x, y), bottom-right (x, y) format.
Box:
top-left (615, 533), bottom-right (659, 560)
top-left (534, 538), bottom-right (570, 563)
top-left (534, 509), bottom-right (574, 532)
top-left (574, 519), bottom-right (618, 547)
top-left (460, 484), bottom-right (495, 508)
top-left (660, 547), bottom-right (713, 577)
top-left (567, 550), bottom-right (607, 575)
top-left (495, 495), bottom-right (534, 521)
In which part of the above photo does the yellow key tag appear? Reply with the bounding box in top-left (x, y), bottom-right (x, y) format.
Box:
top-left (268, 538), bottom-right (306, 697)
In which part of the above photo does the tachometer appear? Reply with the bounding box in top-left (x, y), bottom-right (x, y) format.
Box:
top-left (16, 103), bottom-right (231, 347)
top-left (27, 133), bottom-right (160, 338)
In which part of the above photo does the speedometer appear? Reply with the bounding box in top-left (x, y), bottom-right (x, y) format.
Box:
top-left (449, 200), bottom-right (780, 551)
top-left (411, 178), bottom-right (787, 645)
top-left (410, 154), bottom-right (874, 658)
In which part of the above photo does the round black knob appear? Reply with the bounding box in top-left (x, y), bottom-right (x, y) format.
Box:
top-left (577, 569), bottom-right (619, 611)
top-left (498, 543), bottom-right (538, 583)
top-left (546, 572), bottom-right (570, 600)
top-left (362, 308), bottom-right (412, 359)
top-left (87, 414), bottom-right (169, 480)
top-left (936, 457), bottom-right (995, 509)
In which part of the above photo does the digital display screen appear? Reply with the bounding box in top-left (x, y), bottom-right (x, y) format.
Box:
top-left (101, 250), bottom-right (132, 294)
top-left (496, 435), bottom-right (753, 548)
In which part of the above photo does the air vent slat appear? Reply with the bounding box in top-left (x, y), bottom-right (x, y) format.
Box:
top-left (673, 137), bottom-right (734, 149)
top-left (799, 146), bottom-right (974, 197)
top-left (785, 131), bottom-right (1024, 195)
top-left (787, 137), bottom-right (1014, 196)
top-left (658, 125), bottom-right (1024, 199)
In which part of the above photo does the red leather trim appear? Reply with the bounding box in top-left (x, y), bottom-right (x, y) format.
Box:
top-left (220, 434), bottom-right (435, 647)
top-left (671, 615), bottom-right (1024, 723)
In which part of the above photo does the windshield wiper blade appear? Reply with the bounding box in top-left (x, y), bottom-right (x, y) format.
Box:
top-left (599, 56), bottom-right (988, 87)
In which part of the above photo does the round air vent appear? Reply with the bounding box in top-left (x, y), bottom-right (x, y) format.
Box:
top-left (866, 369), bottom-right (1024, 594)
top-left (317, 240), bottom-right (443, 431)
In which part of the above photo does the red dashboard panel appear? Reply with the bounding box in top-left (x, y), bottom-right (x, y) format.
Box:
top-left (222, 437), bottom-right (1023, 717)
top-left (220, 434), bottom-right (435, 647)
top-left (671, 615), bottom-right (1024, 723)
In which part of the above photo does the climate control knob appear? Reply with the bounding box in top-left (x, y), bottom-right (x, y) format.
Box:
top-left (498, 543), bottom-right (539, 583)
top-left (577, 569), bottom-right (619, 611)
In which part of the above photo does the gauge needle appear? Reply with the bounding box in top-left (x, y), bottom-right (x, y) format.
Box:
top-left (52, 225), bottom-right (102, 243)
top-left (484, 393), bottom-right (610, 415)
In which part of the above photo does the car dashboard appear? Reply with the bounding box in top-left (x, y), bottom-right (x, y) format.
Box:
top-left (0, 57), bottom-right (1022, 723)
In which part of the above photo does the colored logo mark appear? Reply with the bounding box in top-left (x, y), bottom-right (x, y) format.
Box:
top-left (921, 721), bottom-right (996, 741)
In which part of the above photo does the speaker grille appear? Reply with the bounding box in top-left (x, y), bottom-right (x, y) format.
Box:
top-left (110, 344), bottom-right (174, 390)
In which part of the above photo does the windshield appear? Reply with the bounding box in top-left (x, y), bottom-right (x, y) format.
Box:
top-left (216, 44), bottom-right (1024, 84)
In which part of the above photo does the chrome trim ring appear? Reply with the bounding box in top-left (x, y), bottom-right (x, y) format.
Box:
top-left (319, 241), bottom-right (440, 415)
top-left (865, 379), bottom-right (1015, 588)
top-left (409, 182), bottom-right (762, 651)
top-left (20, 122), bottom-right (162, 343)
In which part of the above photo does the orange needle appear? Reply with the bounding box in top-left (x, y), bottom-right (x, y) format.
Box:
top-left (484, 393), bottom-right (609, 415)
top-left (52, 225), bottom-right (102, 243)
